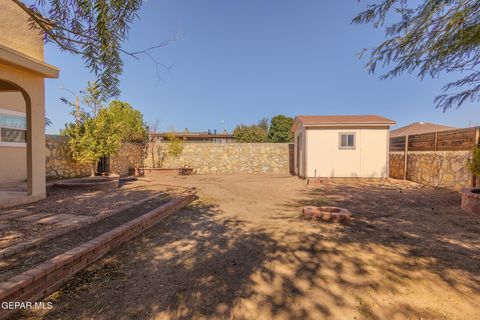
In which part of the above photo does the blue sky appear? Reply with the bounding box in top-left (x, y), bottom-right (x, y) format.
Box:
top-left (44, 0), bottom-right (479, 134)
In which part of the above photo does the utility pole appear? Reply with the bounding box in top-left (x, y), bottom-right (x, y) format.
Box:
top-left (60, 87), bottom-right (80, 123)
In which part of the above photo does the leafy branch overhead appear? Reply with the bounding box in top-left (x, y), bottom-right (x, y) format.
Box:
top-left (12, 0), bottom-right (174, 100)
top-left (353, 0), bottom-right (480, 110)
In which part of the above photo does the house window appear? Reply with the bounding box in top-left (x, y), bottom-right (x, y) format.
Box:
top-left (0, 109), bottom-right (27, 146)
top-left (339, 132), bottom-right (355, 149)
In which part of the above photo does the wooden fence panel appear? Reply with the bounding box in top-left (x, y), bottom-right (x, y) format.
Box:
top-left (408, 132), bottom-right (436, 151)
top-left (436, 127), bottom-right (476, 151)
top-left (390, 127), bottom-right (478, 151)
top-left (390, 136), bottom-right (406, 151)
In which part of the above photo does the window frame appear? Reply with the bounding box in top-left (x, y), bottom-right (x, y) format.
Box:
top-left (338, 132), bottom-right (356, 150)
top-left (0, 108), bottom-right (27, 147)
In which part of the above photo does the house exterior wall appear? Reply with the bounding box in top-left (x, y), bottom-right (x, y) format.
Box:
top-left (0, 61), bottom-right (46, 197)
top-left (304, 127), bottom-right (389, 178)
top-left (0, 1), bottom-right (44, 61)
top-left (0, 0), bottom-right (48, 195)
top-left (0, 92), bottom-right (27, 182)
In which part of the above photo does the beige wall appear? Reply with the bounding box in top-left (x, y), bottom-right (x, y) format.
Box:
top-left (0, 92), bottom-right (27, 182)
top-left (0, 1), bottom-right (44, 61)
top-left (0, 91), bottom-right (26, 113)
top-left (303, 127), bottom-right (389, 178)
top-left (0, 61), bottom-right (46, 196)
top-left (293, 126), bottom-right (307, 177)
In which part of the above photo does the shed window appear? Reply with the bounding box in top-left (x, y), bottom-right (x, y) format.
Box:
top-left (339, 133), bottom-right (355, 149)
top-left (0, 109), bottom-right (26, 146)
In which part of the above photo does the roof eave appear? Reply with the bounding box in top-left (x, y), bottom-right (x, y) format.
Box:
top-left (0, 44), bottom-right (59, 78)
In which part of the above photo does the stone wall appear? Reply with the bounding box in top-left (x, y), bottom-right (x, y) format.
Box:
top-left (389, 151), bottom-right (473, 190)
top-left (46, 135), bottom-right (92, 179)
top-left (45, 135), bottom-right (144, 179)
top-left (389, 152), bottom-right (405, 180)
top-left (145, 142), bottom-right (291, 174)
top-left (110, 143), bottom-right (145, 176)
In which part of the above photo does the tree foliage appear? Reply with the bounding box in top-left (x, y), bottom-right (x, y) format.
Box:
top-left (157, 132), bottom-right (184, 167)
top-left (467, 147), bottom-right (480, 177)
top-left (13, 0), bottom-right (171, 100)
top-left (107, 100), bottom-right (148, 143)
top-left (353, 0), bottom-right (480, 110)
top-left (268, 115), bottom-right (293, 142)
top-left (62, 99), bottom-right (147, 166)
top-left (233, 122), bottom-right (268, 143)
top-left (62, 110), bottom-right (122, 166)
top-left (234, 115), bottom-right (294, 143)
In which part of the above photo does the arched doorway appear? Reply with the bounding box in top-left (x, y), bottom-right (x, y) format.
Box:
top-left (0, 79), bottom-right (33, 196)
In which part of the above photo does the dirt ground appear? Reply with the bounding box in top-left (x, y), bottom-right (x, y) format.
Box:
top-left (20, 174), bottom-right (480, 320)
top-left (0, 180), bottom-right (176, 249)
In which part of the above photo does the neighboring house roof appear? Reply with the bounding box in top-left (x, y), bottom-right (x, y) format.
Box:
top-left (152, 131), bottom-right (234, 140)
top-left (390, 122), bottom-right (456, 137)
top-left (292, 115), bottom-right (396, 132)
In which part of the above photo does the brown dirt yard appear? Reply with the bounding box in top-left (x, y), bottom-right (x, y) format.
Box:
top-left (20, 174), bottom-right (480, 320)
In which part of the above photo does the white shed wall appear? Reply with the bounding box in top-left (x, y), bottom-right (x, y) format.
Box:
top-left (305, 127), bottom-right (388, 178)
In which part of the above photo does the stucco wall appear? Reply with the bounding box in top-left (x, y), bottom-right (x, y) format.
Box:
top-left (0, 60), bottom-right (46, 196)
top-left (0, 92), bottom-right (27, 182)
top-left (146, 142), bottom-right (291, 174)
top-left (389, 151), bottom-right (473, 190)
top-left (305, 128), bottom-right (389, 178)
top-left (0, 1), bottom-right (44, 61)
top-left (0, 91), bottom-right (26, 113)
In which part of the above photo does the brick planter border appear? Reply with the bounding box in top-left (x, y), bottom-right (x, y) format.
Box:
top-left (0, 191), bottom-right (170, 259)
top-left (460, 188), bottom-right (480, 214)
top-left (0, 192), bottom-right (196, 320)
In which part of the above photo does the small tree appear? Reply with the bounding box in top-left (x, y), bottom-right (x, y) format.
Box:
top-left (268, 115), bottom-right (293, 143)
top-left (107, 100), bottom-right (148, 143)
top-left (62, 110), bottom-right (122, 174)
top-left (467, 147), bottom-right (480, 187)
top-left (148, 120), bottom-right (160, 167)
top-left (157, 132), bottom-right (184, 168)
top-left (62, 99), bottom-right (148, 174)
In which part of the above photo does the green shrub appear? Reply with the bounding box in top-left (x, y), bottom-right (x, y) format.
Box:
top-left (467, 147), bottom-right (480, 177)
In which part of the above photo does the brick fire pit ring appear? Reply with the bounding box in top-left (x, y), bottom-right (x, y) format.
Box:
top-left (302, 206), bottom-right (351, 222)
top-left (53, 176), bottom-right (119, 191)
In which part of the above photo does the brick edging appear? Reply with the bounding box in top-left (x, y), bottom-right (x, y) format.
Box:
top-left (0, 192), bottom-right (196, 320)
top-left (0, 191), bottom-right (173, 259)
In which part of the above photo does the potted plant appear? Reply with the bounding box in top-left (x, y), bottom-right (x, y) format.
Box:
top-left (461, 147), bottom-right (480, 214)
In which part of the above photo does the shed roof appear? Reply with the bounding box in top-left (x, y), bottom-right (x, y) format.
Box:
top-left (292, 115), bottom-right (396, 131)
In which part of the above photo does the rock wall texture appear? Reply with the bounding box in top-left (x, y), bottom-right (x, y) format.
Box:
top-left (389, 151), bottom-right (473, 190)
top-left (45, 135), bottom-right (144, 179)
top-left (46, 135), bottom-right (92, 179)
top-left (110, 143), bottom-right (145, 176)
top-left (145, 142), bottom-right (292, 174)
